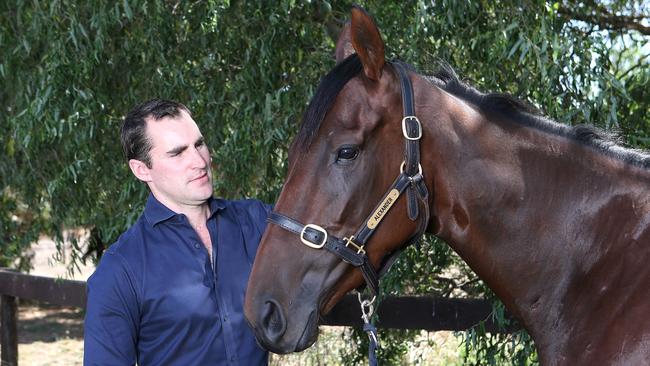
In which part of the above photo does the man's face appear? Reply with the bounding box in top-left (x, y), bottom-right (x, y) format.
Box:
top-left (140, 110), bottom-right (213, 211)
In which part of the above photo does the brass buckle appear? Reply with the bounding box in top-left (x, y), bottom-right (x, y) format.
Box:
top-left (300, 224), bottom-right (327, 249)
top-left (344, 236), bottom-right (365, 254)
top-left (401, 116), bottom-right (422, 140)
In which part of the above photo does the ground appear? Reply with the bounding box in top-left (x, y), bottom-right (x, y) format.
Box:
top-left (3, 236), bottom-right (90, 366)
top-left (15, 303), bottom-right (85, 366)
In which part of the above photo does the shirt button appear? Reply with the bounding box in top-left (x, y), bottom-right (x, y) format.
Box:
top-left (193, 242), bottom-right (200, 249)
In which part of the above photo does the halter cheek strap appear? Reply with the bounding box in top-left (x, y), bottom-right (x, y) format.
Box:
top-left (394, 61), bottom-right (429, 223)
top-left (266, 61), bottom-right (430, 296)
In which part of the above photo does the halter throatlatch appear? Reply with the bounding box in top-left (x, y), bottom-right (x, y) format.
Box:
top-left (267, 60), bottom-right (430, 296)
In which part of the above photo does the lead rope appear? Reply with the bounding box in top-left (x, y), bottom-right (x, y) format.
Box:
top-left (359, 293), bottom-right (379, 366)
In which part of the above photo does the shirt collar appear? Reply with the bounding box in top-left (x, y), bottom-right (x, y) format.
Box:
top-left (144, 193), bottom-right (227, 226)
top-left (208, 197), bottom-right (227, 219)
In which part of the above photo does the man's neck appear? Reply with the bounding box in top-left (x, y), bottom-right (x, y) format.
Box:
top-left (153, 193), bottom-right (212, 227)
top-left (182, 204), bottom-right (211, 229)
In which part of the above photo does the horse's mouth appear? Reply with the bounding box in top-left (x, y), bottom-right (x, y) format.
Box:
top-left (291, 288), bottom-right (338, 352)
top-left (294, 310), bottom-right (319, 352)
top-left (251, 305), bottom-right (320, 354)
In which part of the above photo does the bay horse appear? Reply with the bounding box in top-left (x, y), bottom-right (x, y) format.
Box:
top-left (244, 6), bottom-right (650, 365)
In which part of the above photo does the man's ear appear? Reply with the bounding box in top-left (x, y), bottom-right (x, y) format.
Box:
top-left (128, 159), bottom-right (152, 183)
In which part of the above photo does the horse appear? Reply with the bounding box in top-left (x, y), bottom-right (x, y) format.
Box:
top-left (244, 6), bottom-right (650, 365)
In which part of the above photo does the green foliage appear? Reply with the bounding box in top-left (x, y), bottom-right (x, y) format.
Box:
top-left (1, 0), bottom-right (648, 364)
top-left (0, 188), bottom-right (44, 269)
top-left (450, 300), bottom-right (538, 365)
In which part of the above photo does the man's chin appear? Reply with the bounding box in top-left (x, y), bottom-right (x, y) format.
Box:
top-left (194, 188), bottom-right (215, 203)
top-left (188, 180), bottom-right (213, 196)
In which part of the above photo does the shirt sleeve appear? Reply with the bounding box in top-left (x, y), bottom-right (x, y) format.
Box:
top-left (250, 200), bottom-right (273, 235)
top-left (239, 200), bottom-right (272, 262)
top-left (84, 252), bottom-right (140, 366)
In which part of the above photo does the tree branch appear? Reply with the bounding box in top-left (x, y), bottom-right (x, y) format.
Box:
top-left (558, 4), bottom-right (650, 35)
top-left (618, 52), bottom-right (650, 80)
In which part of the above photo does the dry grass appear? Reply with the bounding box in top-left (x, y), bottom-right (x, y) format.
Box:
top-left (11, 303), bottom-right (84, 366)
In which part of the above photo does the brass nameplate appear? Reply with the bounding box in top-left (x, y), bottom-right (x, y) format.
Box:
top-left (366, 189), bottom-right (400, 230)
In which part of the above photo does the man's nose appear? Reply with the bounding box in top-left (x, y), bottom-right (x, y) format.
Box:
top-left (190, 147), bottom-right (208, 168)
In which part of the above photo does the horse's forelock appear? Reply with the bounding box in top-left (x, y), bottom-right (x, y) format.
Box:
top-left (295, 54), bottom-right (363, 151)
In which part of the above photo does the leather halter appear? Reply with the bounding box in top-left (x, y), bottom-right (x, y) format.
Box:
top-left (267, 61), bottom-right (430, 296)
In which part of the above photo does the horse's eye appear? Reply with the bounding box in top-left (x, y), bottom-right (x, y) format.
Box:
top-left (336, 146), bottom-right (359, 162)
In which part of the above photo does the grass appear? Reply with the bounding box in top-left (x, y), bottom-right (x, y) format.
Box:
top-left (7, 302), bottom-right (84, 366)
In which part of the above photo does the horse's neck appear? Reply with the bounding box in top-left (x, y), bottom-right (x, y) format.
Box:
top-left (420, 88), bottom-right (650, 363)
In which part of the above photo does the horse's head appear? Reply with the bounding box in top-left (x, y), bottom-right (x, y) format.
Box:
top-left (244, 7), bottom-right (431, 353)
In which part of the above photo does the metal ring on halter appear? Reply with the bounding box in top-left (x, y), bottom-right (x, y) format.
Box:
top-left (400, 161), bottom-right (423, 175)
top-left (300, 224), bottom-right (327, 249)
top-left (358, 292), bottom-right (377, 320)
top-left (357, 292), bottom-right (377, 306)
top-left (361, 301), bottom-right (374, 320)
top-left (401, 116), bottom-right (422, 140)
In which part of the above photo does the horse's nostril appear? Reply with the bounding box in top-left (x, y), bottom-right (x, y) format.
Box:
top-left (261, 299), bottom-right (287, 342)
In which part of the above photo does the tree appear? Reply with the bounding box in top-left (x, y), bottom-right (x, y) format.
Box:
top-left (1, 1), bottom-right (647, 364)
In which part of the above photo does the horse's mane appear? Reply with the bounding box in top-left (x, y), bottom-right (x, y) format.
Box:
top-left (296, 54), bottom-right (649, 168)
top-left (426, 63), bottom-right (650, 169)
top-left (294, 54), bottom-right (363, 152)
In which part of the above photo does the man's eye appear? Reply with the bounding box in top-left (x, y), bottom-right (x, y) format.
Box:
top-left (336, 146), bottom-right (359, 162)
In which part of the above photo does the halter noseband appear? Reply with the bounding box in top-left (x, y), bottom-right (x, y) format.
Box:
top-left (267, 61), bottom-right (430, 296)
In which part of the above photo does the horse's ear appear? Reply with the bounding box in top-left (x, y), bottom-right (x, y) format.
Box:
top-left (335, 21), bottom-right (354, 64)
top-left (350, 6), bottom-right (385, 81)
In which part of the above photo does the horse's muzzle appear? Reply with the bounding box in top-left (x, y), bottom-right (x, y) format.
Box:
top-left (247, 296), bottom-right (319, 354)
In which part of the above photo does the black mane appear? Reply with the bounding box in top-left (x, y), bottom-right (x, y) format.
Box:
top-left (295, 55), bottom-right (649, 168)
top-left (427, 64), bottom-right (650, 169)
top-left (294, 54), bottom-right (363, 151)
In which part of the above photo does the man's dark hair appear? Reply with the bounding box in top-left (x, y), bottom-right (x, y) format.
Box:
top-left (121, 98), bottom-right (190, 168)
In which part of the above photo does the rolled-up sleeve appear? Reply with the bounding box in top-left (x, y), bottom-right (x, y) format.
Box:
top-left (84, 252), bottom-right (140, 366)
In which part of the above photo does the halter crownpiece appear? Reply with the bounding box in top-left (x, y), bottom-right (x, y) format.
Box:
top-left (267, 60), bottom-right (430, 296)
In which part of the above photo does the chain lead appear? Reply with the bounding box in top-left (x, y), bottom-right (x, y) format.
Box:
top-left (358, 292), bottom-right (379, 365)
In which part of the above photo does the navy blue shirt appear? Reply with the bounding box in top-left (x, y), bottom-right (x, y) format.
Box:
top-left (84, 194), bottom-right (271, 365)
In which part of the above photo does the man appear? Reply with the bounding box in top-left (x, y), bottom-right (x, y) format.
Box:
top-left (84, 99), bottom-right (270, 365)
